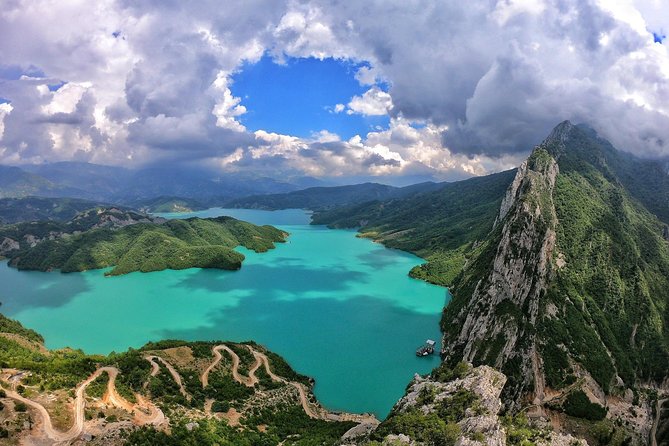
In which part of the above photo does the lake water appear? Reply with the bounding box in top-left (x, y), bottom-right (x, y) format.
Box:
top-left (0, 208), bottom-right (448, 417)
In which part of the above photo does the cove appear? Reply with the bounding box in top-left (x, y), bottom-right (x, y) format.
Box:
top-left (0, 208), bottom-right (449, 417)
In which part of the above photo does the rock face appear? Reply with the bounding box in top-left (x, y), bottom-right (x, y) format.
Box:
top-left (438, 121), bottom-right (668, 442)
top-left (442, 139), bottom-right (560, 404)
top-left (0, 236), bottom-right (19, 254)
top-left (398, 366), bottom-right (507, 446)
top-left (69, 207), bottom-right (163, 229)
top-left (354, 365), bottom-right (587, 446)
top-left (0, 207), bottom-right (162, 258)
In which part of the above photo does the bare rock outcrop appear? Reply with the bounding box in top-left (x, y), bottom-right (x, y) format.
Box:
top-left (0, 236), bottom-right (19, 255)
top-left (442, 144), bottom-right (560, 405)
top-left (354, 365), bottom-right (587, 446)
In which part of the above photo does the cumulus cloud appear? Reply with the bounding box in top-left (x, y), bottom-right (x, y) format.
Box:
top-left (0, 102), bottom-right (12, 140)
top-left (346, 87), bottom-right (393, 116)
top-left (0, 0), bottom-right (668, 181)
top-left (210, 118), bottom-right (521, 181)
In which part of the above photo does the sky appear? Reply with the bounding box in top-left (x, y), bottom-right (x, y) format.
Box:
top-left (0, 0), bottom-right (668, 183)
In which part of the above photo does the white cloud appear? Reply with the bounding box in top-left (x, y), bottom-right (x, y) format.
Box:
top-left (0, 102), bottom-right (13, 140)
top-left (492, 0), bottom-right (546, 26)
top-left (216, 117), bottom-right (519, 180)
top-left (346, 87), bottom-right (393, 116)
top-left (210, 71), bottom-right (247, 132)
top-left (354, 65), bottom-right (381, 86)
top-left (42, 82), bottom-right (91, 115)
top-left (0, 0), bottom-right (668, 179)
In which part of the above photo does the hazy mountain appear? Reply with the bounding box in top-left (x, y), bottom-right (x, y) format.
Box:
top-left (0, 165), bottom-right (64, 198)
top-left (0, 196), bottom-right (113, 224)
top-left (0, 162), bottom-right (313, 205)
top-left (228, 181), bottom-right (447, 210)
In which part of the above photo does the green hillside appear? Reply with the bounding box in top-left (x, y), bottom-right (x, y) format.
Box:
top-left (312, 169), bottom-right (516, 285)
top-left (0, 166), bottom-right (62, 198)
top-left (8, 217), bottom-right (286, 276)
top-left (0, 196), bottom-right (113, 224)
top-left (541, 123), bottom-right (669, 385)
top-left (227, 181), bottom-right (445, 211)
top-left (131, 196), bottom-right (206, 213)
top-left (0, 313), bottom-right (353, 445)
top-left (440, 122), bottom-right (669, 413)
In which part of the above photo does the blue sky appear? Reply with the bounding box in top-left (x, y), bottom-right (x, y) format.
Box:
top-left (231, 55), bottom-right (389, 139)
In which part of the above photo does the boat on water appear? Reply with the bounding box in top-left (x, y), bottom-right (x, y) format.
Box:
top-left (416, 339), bottom-right (436, 357)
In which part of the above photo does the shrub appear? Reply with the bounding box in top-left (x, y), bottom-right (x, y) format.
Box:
top-left (211, 400), bottom-right (229, 413)
top-left (562, 390), bottom-right (607, 421)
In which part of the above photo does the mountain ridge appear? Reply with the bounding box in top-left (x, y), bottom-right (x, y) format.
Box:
top-left (439, 120), bottom-right (668, 442)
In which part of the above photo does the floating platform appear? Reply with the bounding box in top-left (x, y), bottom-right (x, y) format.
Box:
top-left (416, 339), bottom-right (436, 357)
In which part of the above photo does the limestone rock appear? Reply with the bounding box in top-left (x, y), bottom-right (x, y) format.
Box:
top-left (0, 236), bottom-right (19, 254)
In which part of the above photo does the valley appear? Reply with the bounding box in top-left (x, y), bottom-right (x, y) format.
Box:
top-left (0, 123), bottom-right (667, 445)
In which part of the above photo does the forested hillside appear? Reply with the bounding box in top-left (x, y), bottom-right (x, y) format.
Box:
top-left (6, 216), bottom-right (286, 276)
top-left (312, 170), bottom-right (516, 285)
top-left (228, 181), bottom-right (446, 211)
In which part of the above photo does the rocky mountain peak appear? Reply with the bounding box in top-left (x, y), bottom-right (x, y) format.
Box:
top-left (440, 121), bottom-right (668, 443)
top-left (443, 142), bottom-right (560, 406)
top-left (536, 120), bottom-right (578, 159)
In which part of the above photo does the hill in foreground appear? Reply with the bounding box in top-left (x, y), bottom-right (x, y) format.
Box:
top-left (0, 313), bottom-right (595, 446)
top-left (0, 313), bottom-right (371, 445)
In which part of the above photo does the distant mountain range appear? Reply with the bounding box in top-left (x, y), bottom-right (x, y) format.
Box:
top-left (0, 162), bottom-right (320, 205)
top-left (0, 162), bottom-right (453, 214)
top-left (227, 181), bottom-right (447, 210)
top-left (0, 196), bottom-right (119, 224)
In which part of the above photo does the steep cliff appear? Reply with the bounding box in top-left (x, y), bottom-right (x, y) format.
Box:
top-left (441, 143), bottom-right (559, 405)
top-left (441, 121), bottom-right (669, 442)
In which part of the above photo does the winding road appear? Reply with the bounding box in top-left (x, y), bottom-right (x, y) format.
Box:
top-left (2, 366), bottom-right (164, 444)
top-left (651, 398), bottom-right (667, 446)
top-left (201, 345), bottom-right (263, 388)
top-left (145, 355), bottom-right (190, 400)
top-left (2, 342), bottom-right (377, 444)
top-left (200, 344), bottom-right (378, 424)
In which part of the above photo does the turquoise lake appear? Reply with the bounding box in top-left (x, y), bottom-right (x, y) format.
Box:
top-left (0, 208), bottom-right (448, 417)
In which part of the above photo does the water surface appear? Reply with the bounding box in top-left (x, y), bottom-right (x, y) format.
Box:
top-left (0, 208), bottom-right (448, 417)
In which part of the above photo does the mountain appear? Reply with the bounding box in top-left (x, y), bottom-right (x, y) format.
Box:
top-left (441, 120), bottom-right (669, 393)
top-left (22, 162), bottom-right (132, 200)
top-left (314, 121), bottom-right (669, 443)
top-left (130, 196), bottom-right (207, 213)
top-left (0, 163), bottom-right (311, 205)
top-left (0, 207), bottom-right (159, 258)
top-left (435, 122), bottom-right (668, 444)
top-left (111, 167), bottom-right (299, 204)
top-left (311, 170), bottom-right (516, 285)
top-left (0, 196), bottom-right (113, 224)
top-left (564, 127), bottom-right (669, 225)
top-left (227, 181), bottom-right (446, 211)
top-left (0, 165), bottom-right (65, 198)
